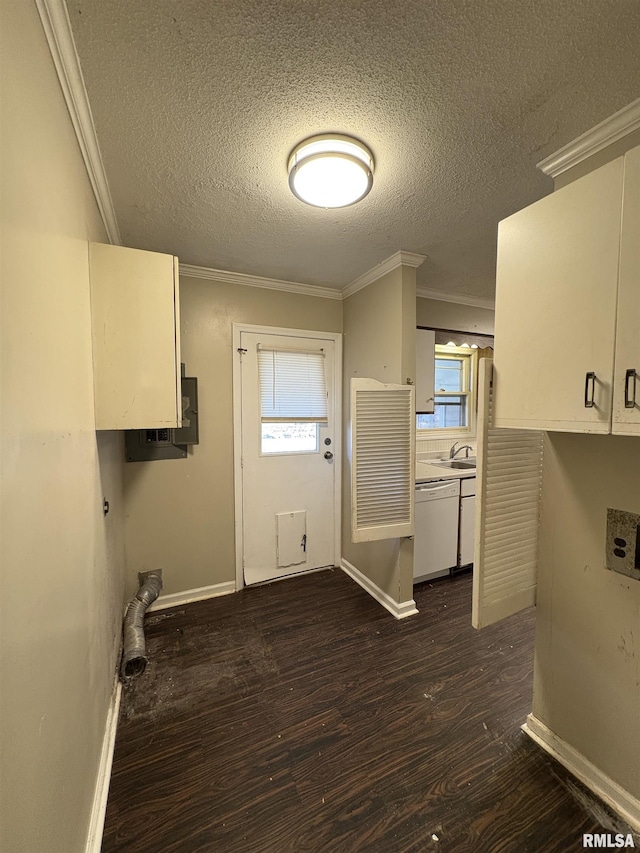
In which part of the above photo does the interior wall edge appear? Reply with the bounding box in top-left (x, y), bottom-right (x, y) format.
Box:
top-left (85, 676), bottom-right (122, 853)
top-left (148, 582), bottom-right (237, 612)
top-left (523, 714), bottom-right (640, 834)
top-left (341, 558), bottom-right (419, 619)
top-left (34, 0), bottom-right (121, 244)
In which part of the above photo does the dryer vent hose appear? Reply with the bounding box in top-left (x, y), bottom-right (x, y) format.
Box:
top-left (120, 571), bottom-right (163, 682)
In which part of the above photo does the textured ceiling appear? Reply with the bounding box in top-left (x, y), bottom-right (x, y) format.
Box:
top-left (68, 0), bottom-right (640, 297)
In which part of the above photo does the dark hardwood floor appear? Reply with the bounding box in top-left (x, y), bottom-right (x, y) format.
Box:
top-left (102, 569), bottom-right (613, 852)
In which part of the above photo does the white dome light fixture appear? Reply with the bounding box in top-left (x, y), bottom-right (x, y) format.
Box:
top-left (288, 134), bottom-right (374, 208)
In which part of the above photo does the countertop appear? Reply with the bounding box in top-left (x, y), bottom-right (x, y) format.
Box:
top-left (415, 459), bottom-right (477, 484)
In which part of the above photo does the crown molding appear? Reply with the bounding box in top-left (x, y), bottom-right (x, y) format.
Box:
top-left (179, 264), bottom-right (343, 300)
top-left (342, 251), bottom-right (427, 299)
top-left (36, 0), bottom-right (121, 245)
top-left (416, 286), bottom-right (495, 310)
top-left (537, 97), bottom-right (640, 178)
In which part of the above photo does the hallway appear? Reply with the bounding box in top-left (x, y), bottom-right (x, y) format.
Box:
top-left (103, 571), bottom-right (607, 852)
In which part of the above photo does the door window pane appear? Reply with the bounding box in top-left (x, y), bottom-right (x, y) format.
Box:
top-left (261, 422), bottom-right (319, 454)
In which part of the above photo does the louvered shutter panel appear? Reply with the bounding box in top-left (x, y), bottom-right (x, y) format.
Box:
top-left (351, 379), bottom-right (415, 543)
top-left (472, 358), bottom-right (543, 628)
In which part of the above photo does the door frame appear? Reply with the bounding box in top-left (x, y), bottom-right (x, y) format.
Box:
top-left (232, 323), bottom-right (343, 591)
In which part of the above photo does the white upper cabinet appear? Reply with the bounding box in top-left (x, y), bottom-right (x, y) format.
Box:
top-left (493, 153), bottom-right (629, 433)
top-left (612, 145), bottom-right (640, 435)
top-left (415, 328), bottom-right (435, 413)
top-left (89, 243), bottom-right (182, 430)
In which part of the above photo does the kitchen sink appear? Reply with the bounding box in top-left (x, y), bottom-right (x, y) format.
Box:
top-left (433, 459), bottom-right (477, 469)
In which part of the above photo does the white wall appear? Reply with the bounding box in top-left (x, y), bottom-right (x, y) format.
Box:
top-left (528, 139), bottom-right (640, 815)
top-left (416, 297), bottom-right (495, 335)
top-left (342, 266), bottom-right (416, 605)
top-left (123, 275), bottom-right (342, 598)
top-left (0, 3), bottom-right (125, 851)
top-left (533, 433), bottom-right (640, 800)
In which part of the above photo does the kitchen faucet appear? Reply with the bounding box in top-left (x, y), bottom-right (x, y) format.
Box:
top-left (449, 441), bottom-right (473, 459)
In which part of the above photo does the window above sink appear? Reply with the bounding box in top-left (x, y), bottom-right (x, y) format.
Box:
top-left (417, 346), bottom-right (475, 433)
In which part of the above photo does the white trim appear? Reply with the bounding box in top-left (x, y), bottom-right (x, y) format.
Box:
top-left (417, 286), bottom-right (495, 310)
top-left (179, 264), bottom-right (342, 300)
top-left (523, 714), bottom-right (640, 833)
top-left (343, 251), bottom-right (426, 299)
top-left (341, 558), bottom-right (418, 620)
top-left (85, 674), bottom-right (122, 853)
top-left (537, 97), bottom-right (640, 178)
top-left (35, 0), bottom-right (121, 245)
top-left (247, 565), bottom-right (335, 586)
top-left (147, 581), bottom-right (236, 612)
top-left (233, 324), bottom-right (343, 592)
top-left (233, 324), bottom-right (245, 592)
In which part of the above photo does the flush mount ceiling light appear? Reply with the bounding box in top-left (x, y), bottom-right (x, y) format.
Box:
top-left (287, 134), bottom-right (374, 208)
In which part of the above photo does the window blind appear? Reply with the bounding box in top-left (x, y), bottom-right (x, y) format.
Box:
top-left (258, 347), bottom-right (328, 423)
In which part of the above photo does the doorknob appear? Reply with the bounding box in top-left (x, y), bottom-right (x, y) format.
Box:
top-left (324, 451), bottom-right (333, 460)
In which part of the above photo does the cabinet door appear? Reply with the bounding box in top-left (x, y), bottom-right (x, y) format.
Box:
top-left (612, 145), bottom-right (640, 435)
top-left (90, 243), bottom-right (181, 430)
top-left (493, 157), bottom-right (624, 433)
top-left (459, 495), bottom-right (475, 567)
top-left (415, 328), bottom-right (435, 413)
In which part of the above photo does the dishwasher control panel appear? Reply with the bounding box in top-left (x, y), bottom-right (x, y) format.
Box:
top-left (415, 479), bottom-right (461, 501)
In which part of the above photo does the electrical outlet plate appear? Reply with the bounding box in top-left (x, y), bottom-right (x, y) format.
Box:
top-left (605, 509), bottom-right (640, 580)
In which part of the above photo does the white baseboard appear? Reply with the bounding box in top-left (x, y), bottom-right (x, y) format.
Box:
top-left (523, 714), bottom-right (640, 833)
top-left (341, 558), bottom-right (418, 620)
top-left (85, 673), bottom-right (122, 853)
top-left (148, 580), bottom-right (236, 612)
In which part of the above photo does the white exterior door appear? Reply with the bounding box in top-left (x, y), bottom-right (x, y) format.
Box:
top-left (239, 329), bottom-right (339, 585)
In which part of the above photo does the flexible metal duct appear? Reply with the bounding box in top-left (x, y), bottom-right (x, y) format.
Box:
top-left (120, 571), bottom-right (163, 681)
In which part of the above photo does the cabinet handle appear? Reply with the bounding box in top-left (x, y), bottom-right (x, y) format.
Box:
top-left (584, 372), bottom-right (596, 408)
top-left (624, 369), bottom-right (637, 409)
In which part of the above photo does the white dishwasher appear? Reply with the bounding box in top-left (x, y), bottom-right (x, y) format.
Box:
top-left (414, 479), bottom-right (461, 583)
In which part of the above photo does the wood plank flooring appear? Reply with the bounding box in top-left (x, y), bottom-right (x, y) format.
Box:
top-left (103, 570), bottom-right (614, 852)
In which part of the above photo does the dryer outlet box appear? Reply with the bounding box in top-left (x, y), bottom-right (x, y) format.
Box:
top-left (138, 568), bottom-right (163, 586)
top-left (605, 508), bottom-right (640, 581)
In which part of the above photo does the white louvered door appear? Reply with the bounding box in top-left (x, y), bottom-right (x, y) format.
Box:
top-left (472, 358), bottom-right (544, 628)
top-left (351, 379), bottom-right (415, 543)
